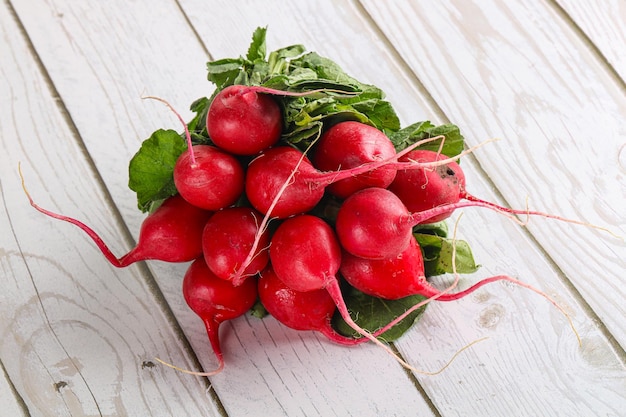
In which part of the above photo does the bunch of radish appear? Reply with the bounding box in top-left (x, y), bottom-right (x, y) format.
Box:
top-left (23, 28), bottom-right (599, 376)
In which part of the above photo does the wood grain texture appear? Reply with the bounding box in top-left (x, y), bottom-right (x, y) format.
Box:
top-left (556, 0), bottom-right (626, 80)
top-left (1, 0), bottom-right (625, 416)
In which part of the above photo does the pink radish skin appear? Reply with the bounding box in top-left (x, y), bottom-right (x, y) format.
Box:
top-left (207, 85), bottom-right (283, 155)
top-left (258, 266), bottom-right (364, 346)
top-left (182, 257), bottom-right (258, 375)
top-left (24, 193), bottom-right (212, 267)
top-left (174, 145), bottom-right (245, 211)
top-left (312, 121), bottom-right (397, 199)
top-left (202, 207), bottom-right (270, 281)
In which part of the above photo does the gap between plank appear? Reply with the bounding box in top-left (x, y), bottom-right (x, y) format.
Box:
top-left (174, 0), bottom-right (214, 61)
top-left (545, 0), bottom-right (626, 94)
top-left (3, 1), bottom-right (229, 414)
top-left (0, 351), bottom-right (31, 416)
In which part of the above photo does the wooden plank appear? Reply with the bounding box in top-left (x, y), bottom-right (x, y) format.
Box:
top-left (0, 3), bottom-right (222, 416)
top-left (7, 0), bottom-right (437, 416)
top-left (556, 0), bottom-right (626, 80)
top-left (361, 0), bottom-right (626, 345)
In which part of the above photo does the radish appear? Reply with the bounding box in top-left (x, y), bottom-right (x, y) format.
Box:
top-left (180, 257), bottom-right (258, 375)
top-left (173, 145), bottom-right (245, 211)
top-left (23, 188), bottom-right (212, 266)
top-left (268, 213), bottom-right (457, 370)
top-left (202, 206), bottom-right (270, 281)
top-left (342, 227), bottom-right (580, 349)
top-left (388, 149), bottom-right (465, 223)
top-left (206, 84), bottom-right (283, 155)
top-left (341, 237), bottom-right (503, 301)
top-left (258, 266), bottom-right (364, 346)
top-left (312, 121), bottom-right (397, 199)
top-left (335, 187), bottom-right (516, 260)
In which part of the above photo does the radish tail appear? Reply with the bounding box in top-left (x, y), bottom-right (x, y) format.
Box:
top-left (462, 193), bottom-right (621, 239)
top-left (154, 318), bottom-right (225, 377)
top-left (19, 165), bottom-right (125, 268)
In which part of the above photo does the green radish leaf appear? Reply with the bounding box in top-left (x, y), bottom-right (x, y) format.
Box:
top-left (246, 26), bottom-right (267, 61)
top-left (389, 121), bottom-right (465, 158)
top-left (128, 129), bottom-right (186, 212)
top-left (206, 58), bottom-right (247, 90)
top-left (414, 221), bottom-right (449, 238)
top-left (414, 233), bottom-right (479, 276)
top-left (350, 99), bottom-right (400, 132)
top-left (291, 52), bottom-right (383, 97)
top-left (333, 287), bottom-right (428, 342)
top-left (187, 96), bottom-right (210, 135)
top-left (267, 44), bottom-right (306, 75)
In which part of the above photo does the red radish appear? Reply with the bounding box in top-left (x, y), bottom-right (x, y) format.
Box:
top-left (173, 145), bottom-right (245, 211)
top-left (117, 195), bottom-right (211, 265)
top-left (268, 214), bottom-right (409, 359)
top-left (207, 85), bottom-right (283, 155)
top-left (312, 121), bottom-right (397, 199)
top-left (258, 266), bottom-right (364, 346)
top-left (341, 237), bottom-right (504, 301)
top-left (244, 146), bottom-right (325, 218)
top-left (202, 206), bottom-right (270, 281)
top-left (23, 189), bottom-right (212, 267)
top-left (336, 180), bottom-right (609, 261)
top-left (335, 187), bottom-right (511, 260)
top-left (181, 257), bottom-right (258, 375)
top-left (388, 149), bottom-right (465, 223)
top-left (340, 238), bottom-right (429, 300)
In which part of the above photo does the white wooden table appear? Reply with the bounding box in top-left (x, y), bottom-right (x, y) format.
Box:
top-left (1, 1), bottom-right (625, 416)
